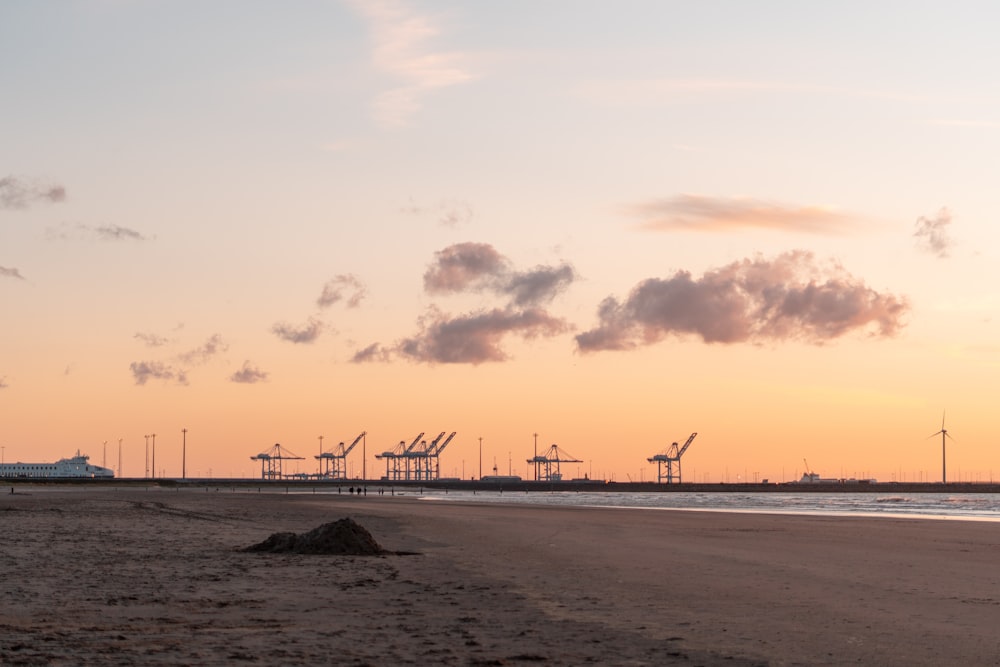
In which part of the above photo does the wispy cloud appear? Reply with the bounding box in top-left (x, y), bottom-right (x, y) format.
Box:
top-left (272, 317), bottom-right (325, 344)
top-left (129, 331), bottom-right (226, 385)
top-left (576, 251), bottom-right (909, 352)
top-left (631, 194), bottom-right (854, 234)
top-left (0, 175), bottom-right (66, 210)
top-left (350, 342), bottom-right (392, 364)
top-left (1, 266), bottom-right (26, 280)
top-left (129, 361), bottom-right (188, 386)
top-left (317, 274), bottom-right (367, 309)
top-left (230, 361), bottom-right (269, 384)
top-left (913, 207), bottom-right (955, 259)
top-left (46, 223), bottom-right (152, 242)
top-left (178, 334), bottom-right (228, 365)
top-left (402, 198), bottom-right (474, 227)
top-left (134, 332), bottom-right (169, 347)
top-left (0, 376), bottom-right (8, 389)
top-left (348, 0), bottom-right (475, 127)
top-left (424, 242), bottom-right (576, 306)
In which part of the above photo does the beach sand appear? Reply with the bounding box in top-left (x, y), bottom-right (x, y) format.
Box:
top-left (2, 487), bottom-right (999, 666)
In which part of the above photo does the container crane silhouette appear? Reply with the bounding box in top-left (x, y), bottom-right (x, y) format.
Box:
top-left (376, 432), bottom-right (423, 481)
top-left (527, 444), bottom-right (581, 482)
top-left (406, 432), bottom-right (444, 481)
top-left (647, 433), bottom-right (697, 484)
top-left (250, 443), bottom-right (305, 480)
top-left (429, 432), bottom-right (456, 479)
top-left (315, 432), bottom-right (365, 479)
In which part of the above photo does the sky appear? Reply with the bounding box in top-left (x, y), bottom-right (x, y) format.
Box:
top-left (3, 1), bottom-right (1000, 483)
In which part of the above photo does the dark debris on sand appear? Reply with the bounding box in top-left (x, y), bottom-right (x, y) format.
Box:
top-left (243, 517), bottom-right (393, 555)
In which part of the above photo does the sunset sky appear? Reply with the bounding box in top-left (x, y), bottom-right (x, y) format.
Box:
top-left (3, 1), bottom-right (1000, 483)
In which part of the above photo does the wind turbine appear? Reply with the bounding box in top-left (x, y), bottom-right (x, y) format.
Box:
top-left (929, 412), bottom-right (954, 484)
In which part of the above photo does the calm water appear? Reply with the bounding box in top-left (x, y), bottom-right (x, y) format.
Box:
top-left (415, 489), bottom-right (1000, 522)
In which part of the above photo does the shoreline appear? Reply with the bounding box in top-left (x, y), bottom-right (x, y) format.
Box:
top-left (5, 477), bottom-right (1000, 494)
top-left (4, 488), bottom-right (1000, 665)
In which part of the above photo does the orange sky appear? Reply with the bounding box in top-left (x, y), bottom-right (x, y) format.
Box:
top-left (3, 2), bottom-right (1000, 483)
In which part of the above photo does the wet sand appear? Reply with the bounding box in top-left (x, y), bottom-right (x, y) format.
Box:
top-left (2, 487), bottom-right (999, 665)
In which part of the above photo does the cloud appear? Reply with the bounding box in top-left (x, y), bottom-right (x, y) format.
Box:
top-left (396, 307), bottom-right (571, 364)
top-left (230, 361), bottom-right (269, 384)
top-left (0, 376), bottom-right (8, 389)
top-left (631, 194), bottom-right (853, 234)
top-left (347, 0), bottom-right (475, 127)
top-left (93, 224), bottom-right (149, 241)
top-left (424, 242), bottom-right (576, 306)
top-left (178, 334), bottom-right (228, 365)
top-left (506, 265), bottom-right (576, 307)
top-left (1, 266), bottom-right (26, 280)
top-left (424, 242), bottom-right (508, 293)
top-left (46, 223), bottom-right (151, 242)
top-left (317, 274), bottom-right (367, 309)
top-left (357, 243), bottom-right (576, 364)
top-left (272, 317), bottom-right (325, 344)
top-left (576, 251), bottom-right (909, 352)
top-left (134, 332), bottom-right (169, 347)
top-left (402, 198), bottom-right (474, 227)
top-left (129, 332), bottom-right (225, 385)
top-left (350, 342), bottom-right (393, 364)
top-left (913, 208), bottom-right (954, 258)
top-left (0, 175), bottom-right (66, 210)
top-left (129, 361), bottom-right (188, 386)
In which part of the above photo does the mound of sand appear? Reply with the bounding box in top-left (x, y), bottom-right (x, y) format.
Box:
top-left (243, 517), bottom-right (387, 555)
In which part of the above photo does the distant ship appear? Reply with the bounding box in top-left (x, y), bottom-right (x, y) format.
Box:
top-left (0, 451), bottom-right (114, 479)
top-left (795, 472), bottom-right (877, 484)
top-left (796, 472), bottom-right (841, 484)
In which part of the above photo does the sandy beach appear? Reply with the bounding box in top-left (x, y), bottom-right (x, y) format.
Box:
top-left (2, 487), bottom-right (999, 666)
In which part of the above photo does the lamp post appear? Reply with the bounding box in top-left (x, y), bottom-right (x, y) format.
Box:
top-left (318, 435), bottom-right (323, 477)
top-left (533, 432), bottom-right (538, 481)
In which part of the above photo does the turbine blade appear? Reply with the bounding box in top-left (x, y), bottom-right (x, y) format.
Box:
top-left (928, 430), bottom-right (943, 439)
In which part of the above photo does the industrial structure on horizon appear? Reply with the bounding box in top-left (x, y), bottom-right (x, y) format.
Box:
top-left (527, 444), bottom-right (582, 482)
top-left (376, 432), bottom-right (456, 482)
top-left (246, 430), bottom-right (701, 483)
top-left (249, 443), bottom-right (304, 480)
top-left (647, 433), bottom-right (698, 484)
top-left (316, 432), bottom-right (366, 480)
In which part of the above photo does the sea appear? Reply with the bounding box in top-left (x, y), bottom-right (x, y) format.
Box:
top-left (413, 489), bottom-right (1000, 522)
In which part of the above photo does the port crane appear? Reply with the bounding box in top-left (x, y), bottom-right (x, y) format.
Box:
top-left (527, 444), bottom-right (582, 482)
top-left (376, 431), bottom-right (457, 481)
top-left (376, 432), bottom-right (423, 481)
top-left (405, 431), bottom-right (444, 481)
top-left (250, 443), bottom-right (305, 480)
top-left (647, 432), bottom-right (697, 484)
top-left (429, 432), bottom-right (456, 479)
top-left (315, 432), bottom-right (365, 479)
